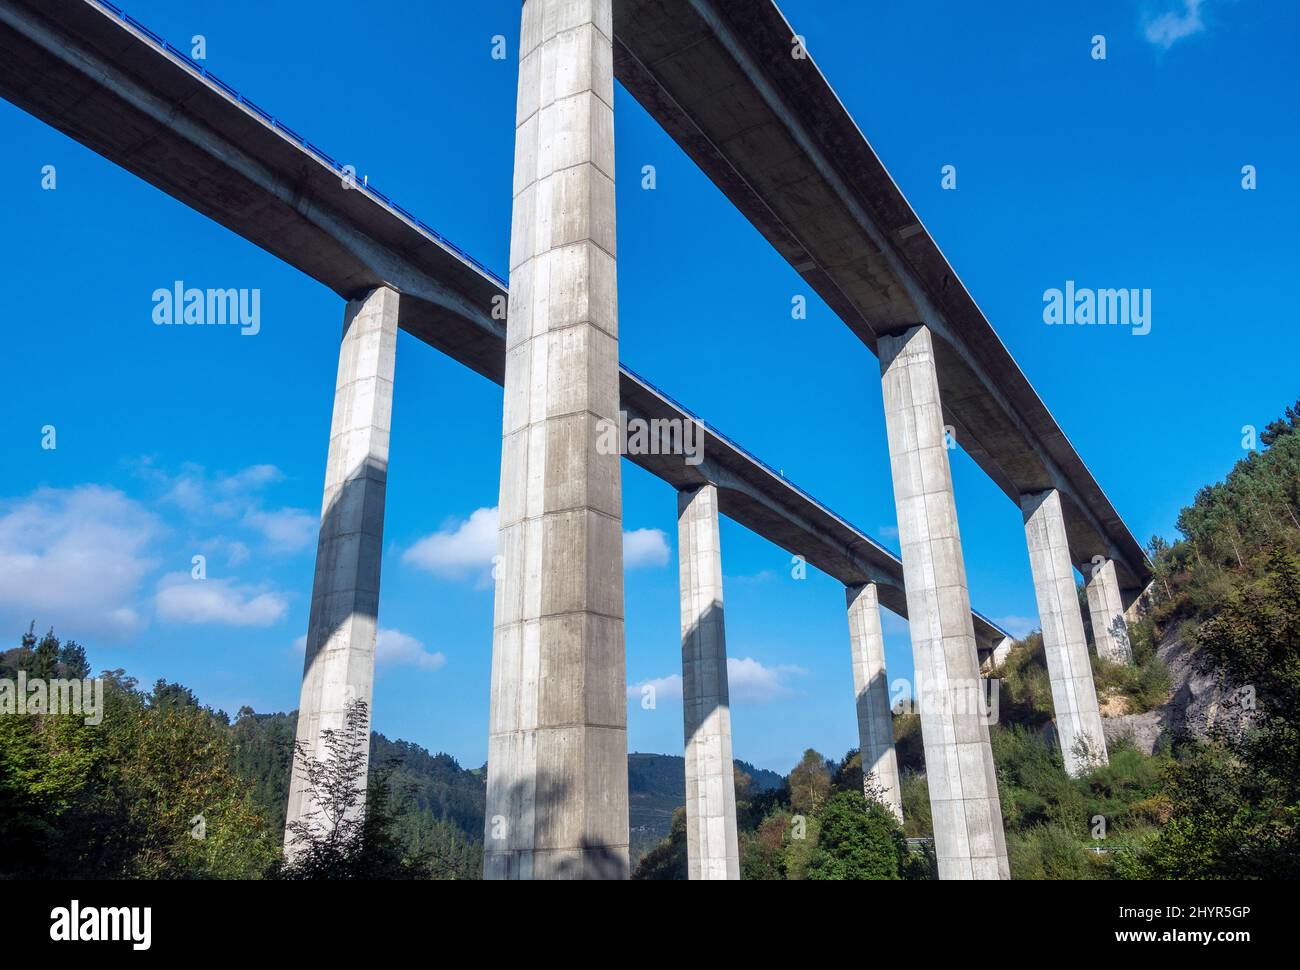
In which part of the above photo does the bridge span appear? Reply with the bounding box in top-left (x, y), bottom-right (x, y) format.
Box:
top-left (0, 0), bottom-right (1152, 881)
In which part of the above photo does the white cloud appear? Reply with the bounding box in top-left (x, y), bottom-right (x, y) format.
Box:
top-left (994, 615), bottom-right (1038, 639)
top-left (218, 464), bottom-right (283, 493)
top-left (142, 460), bottom-right (311, 556)
top-left (404, 510), bottom-right (670, 579)
top-left (1144, 0), bottom-right (1206, 49)
top-left (226, 540), bottom-right (251, 567)
top-left (727, 657), bottom-right (808, 701)
top-left (156, 462), bottom-right (284, 511)
top-left (728, 569), bottom-right (775, 586)
top-left (628, 673), bottom-right (683, 703)
top-left (376, 628), bottom-right (446, 671)
top-left (628, 657), bottom-right (807, 705)
top-left (243, 507), bottom-right (317, 553)
top-left (163, 473), bottom-right (207, 513)
top-left (155, 572), bottom-right (287, 627)
top-left (0, 485), bottom-right (159, 639)
top-left (403, 506), bottom-right (498, 579)
top-left (291, 627), bottom-right (446, 672)
top-left (623, 528), bottom-right (670, 569)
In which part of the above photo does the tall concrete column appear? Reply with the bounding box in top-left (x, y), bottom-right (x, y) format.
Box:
top-left (845, 583), bottom-right (903, 822)
top-left (1021, 489), bottom-right (1109, 775)
top-left (484, 0), bottom-right (627, 880)
top-left (1083, 557), bottom-right (1133, 665)
top-left (980, 635), bottom-right (1015, 673)
top-left (879, 324), bottom-right (1009, 880)
top-left (285, 285), bottom-right (399, 852)
top-left (677, 485), bottom-right (740, 880)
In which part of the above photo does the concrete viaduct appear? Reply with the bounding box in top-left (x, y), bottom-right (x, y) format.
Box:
top-left (0, 0), bottom-right (1152, 880)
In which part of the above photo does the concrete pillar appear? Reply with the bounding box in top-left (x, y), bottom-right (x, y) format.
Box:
top-left (1123, 581), bottom-right (1152, 629)
top-left (990, 635), bottom-right (1014, 669)
top-left (484, 0), bottom-right (627, 880)
top-left (285, 285), bottom-right (399, 852)
top-left (878, 324), bottom-right (1009, 880)
top-left (1083, 557), bottom-right (1133, 665)
top-left (1021, 489), bottom-right (1109, 775)
top-left (677, 485), bottom-right (740, 880)
top-left (845, 583), bottom-right (903, 823)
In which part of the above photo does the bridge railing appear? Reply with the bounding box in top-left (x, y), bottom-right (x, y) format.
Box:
top-left (88, 0), bottom-right (508, 289)
top-left (83, 0), bottom-right (1008, 641)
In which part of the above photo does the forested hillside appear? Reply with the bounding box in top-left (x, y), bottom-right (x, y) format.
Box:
top-left (0, 648), bottom-right (486, 879)
top-left (628, 752), bottom-right (782, 860)
top-left (2, 400), bottom-right (1297, 879)
top-left (633, 398), bottom-right (1300, 879)
top-left (0, 644), bottom-right (777, 877)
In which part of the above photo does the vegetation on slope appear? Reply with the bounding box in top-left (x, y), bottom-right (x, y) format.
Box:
top-left (635, 397), bottom-right (1300, 879)
top-left (0, 644), bottom-right (278, 879)
top-left (2, 398), bottom-right (1298, 879)
top-left (0, 634), bottom-right (482, 879)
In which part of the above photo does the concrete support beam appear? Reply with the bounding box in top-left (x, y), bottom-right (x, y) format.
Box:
top-left (1083, 558), bottom-right (1133, 665)
top-left (878, 324), bottom-right (1009, 880)
top-left (845, 583), bottom-right (903, 822)
top-left (677, 484), bottom-right (740, 880)
top-left (285, 284), bottom-right (399, 852)
top-left (484, 0), bottom-right (628, 880)
top-left (1021, 489), bottom-right (1109, 775)
top-left (1123, 582), bottom-right (1153, 627)
top-left (979, 634), bottom-right (1015, 674)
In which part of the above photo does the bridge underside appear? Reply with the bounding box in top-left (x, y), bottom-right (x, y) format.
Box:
top-left (0, 0), bottom-right (1010, 646)
top-left (0, 0), bottom-right (1157, 881)
top-left (611, 0), bottom-right (1150, 593)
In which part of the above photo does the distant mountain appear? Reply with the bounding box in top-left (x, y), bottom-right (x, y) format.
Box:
top-left (627, 752), bottom-right (783, 862)
top-left (230, 717), bottom-right (782, 868)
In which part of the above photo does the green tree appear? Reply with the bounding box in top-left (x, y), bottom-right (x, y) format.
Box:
top-left (633, 806), bottom-right (688, 880)
top-left (1121, 551), bottom-right (1300, 878)
top-left (0, 641), bottom-right (276, 879)
top-left (788, 748), bottom-right (831, 815)
top-left (273, 700), bottom-right (419, 880)
top-left (807, 790), bottom-right (909, 880)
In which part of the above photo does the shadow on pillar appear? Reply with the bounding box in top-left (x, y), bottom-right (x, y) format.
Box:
top-left (678, 601), bottom-right (741, 880)
top-left (484, 765), bottom-right (631, 880)
top-left (284, 452), bottom-right (387, 849)
top-left (857, 666), bottom-right (902, 802)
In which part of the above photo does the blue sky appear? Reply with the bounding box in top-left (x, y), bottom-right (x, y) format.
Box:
top-left (2, 0), bottom-right (1296, 773)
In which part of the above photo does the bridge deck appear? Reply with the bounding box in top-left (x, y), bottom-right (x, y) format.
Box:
top-left (613, 0), bottom-right (1151, 593)
top-left (0, 0), bottom-right (1011, 647)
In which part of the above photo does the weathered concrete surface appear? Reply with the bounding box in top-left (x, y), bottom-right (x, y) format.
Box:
top-left (285, 285), bottom-right (398, 852)
top-left (845, 583), bottom-right (903, 822)
top-left (879, 325), bottom-right (1008, 880)
top-left (677, 484), bottom-right (740, 880)
top-left (484, 0), bottom-right (628, 880)
top-left (612, 0), bottom-right (1151, 592)
top-left (1022, 489), bottom-right (1109, 775)
top-left (1083, 557), bottom-right (1133, 665)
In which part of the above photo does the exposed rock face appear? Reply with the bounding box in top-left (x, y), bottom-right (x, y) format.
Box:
top-left (1102, 635), bottom-right (1253, 754)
